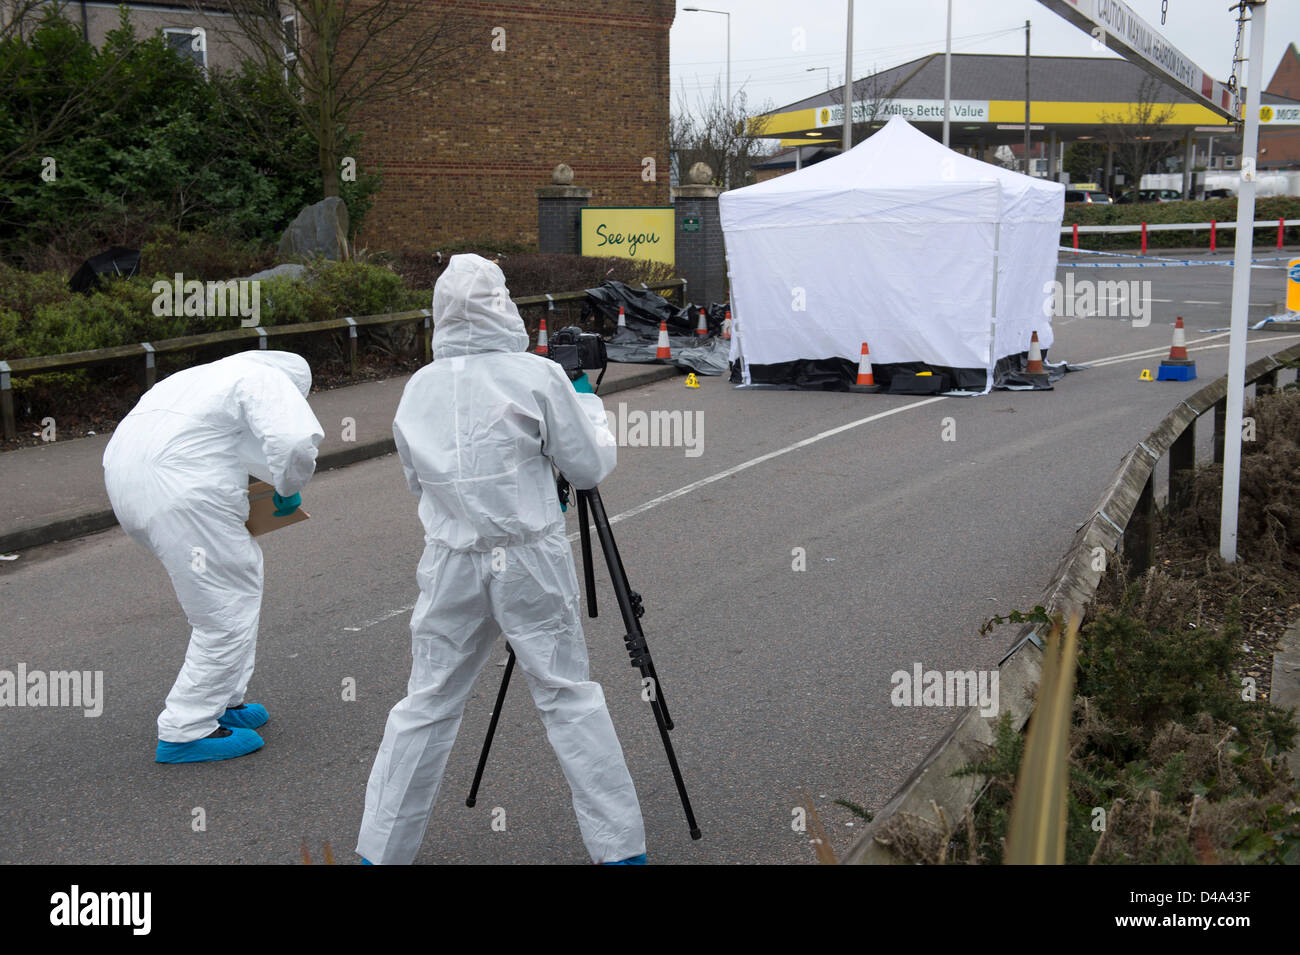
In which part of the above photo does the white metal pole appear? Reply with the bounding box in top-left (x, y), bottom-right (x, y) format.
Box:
top-left (943, 0), bottom-right (953, 147)
top-left (843, 0), bottom-right (854, 151)
top-left (1221, 1), bottom-right (1268, 562)
top-left (725, 11), bottom-right (731, 190)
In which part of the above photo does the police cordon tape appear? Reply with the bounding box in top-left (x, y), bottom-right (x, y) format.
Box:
top-left (1056, 245), bottom-right (1289, 270)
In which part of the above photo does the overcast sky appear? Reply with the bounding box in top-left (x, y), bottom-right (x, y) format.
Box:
top-left (669, 0), bottom-right (1300, 117)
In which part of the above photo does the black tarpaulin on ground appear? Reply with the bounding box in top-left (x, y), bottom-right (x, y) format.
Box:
top-left (742, 349), bottom-right (1077, 393)
top-left (583, 280), bottom-right (729, 375)
top-left (69, 247), bottom-right (140, 294)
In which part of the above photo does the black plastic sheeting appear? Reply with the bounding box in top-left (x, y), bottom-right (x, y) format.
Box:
top-left (742, 350), bottom-right (1075, 393)
top-left (582, 281), bottom-right (730, 375)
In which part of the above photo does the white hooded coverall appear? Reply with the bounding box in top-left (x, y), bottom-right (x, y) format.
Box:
top-left (103, 351), bottom-right (323, 742)
top-left (356, 254), bottom-right (645, 864)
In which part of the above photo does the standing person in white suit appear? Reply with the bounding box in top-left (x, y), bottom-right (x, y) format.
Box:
top-left (356, 254), bottom-right (646, 865)
top-left (103, 351), bottom-right (323, 763)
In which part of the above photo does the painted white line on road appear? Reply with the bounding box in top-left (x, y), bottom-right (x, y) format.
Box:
top-left (1181, 300), bottom-right (1221, 305)
top-left (1086, 333), bottom-right (1300, 368)
top-left (346, 398), bottom-right (948, 628)
top-left (1079, 331), bottom-right (1231, 367)
top-left (344, 603), bottom-right (414, 632)
top-left (569, 396), bottom-right (949, 541)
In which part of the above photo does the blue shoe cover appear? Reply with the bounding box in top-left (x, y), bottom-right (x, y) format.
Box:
top-left (605, 853), bottom-right (647, 865)
top-left (361, 858), bottom-right (373, 865)
top-left (218, 703), bottom-right (269, 730)
top-left (155, 727), bottom-right (264, 763)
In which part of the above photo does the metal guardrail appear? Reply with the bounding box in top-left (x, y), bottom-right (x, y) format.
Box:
top-left (844, 340), bottom-right (1300, 864)
top-left (0, 279), bottom-right (687, 440)
top-left (1059, 218), bottom-right (1300, 235)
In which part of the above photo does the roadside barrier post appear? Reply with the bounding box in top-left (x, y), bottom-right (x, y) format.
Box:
top-left (0, 361), bottom-right (14, 441)
top-left (140, 343), bottom-right (156, 390)
top-left (1126, 473), bottom-right (1156, 577)
top-left (1213, 397), bottom-right (1227, 464)
top-left (1169, 425), bottom-right (1195, 510)
top-left (345, 317), bottom-right (358, 376)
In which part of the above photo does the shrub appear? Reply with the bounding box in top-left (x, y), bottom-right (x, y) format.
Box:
top-left (139, 227), bottom-right (276, 282)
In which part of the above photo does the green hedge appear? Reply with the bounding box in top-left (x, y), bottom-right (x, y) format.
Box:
top-left (0, 260), bottom-right (424, 364)
top-left (1063, 196), bottom-right (1300, 250)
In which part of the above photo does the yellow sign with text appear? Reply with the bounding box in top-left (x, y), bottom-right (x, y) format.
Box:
top-left (580, 207), bottom-right (675, 266)
top-left (1288, 258), bottom-right (1300, 313)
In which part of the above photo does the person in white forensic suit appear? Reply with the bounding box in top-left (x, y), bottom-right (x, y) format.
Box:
top-left (356, 254), bottom-right (646, 865)
top-left (103, 351), bottom-right (323, 763)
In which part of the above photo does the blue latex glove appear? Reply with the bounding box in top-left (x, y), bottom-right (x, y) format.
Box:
top-left (573, 372), bottom-right (594, 394)
top-left (272, 491), bottom-right (301, 517)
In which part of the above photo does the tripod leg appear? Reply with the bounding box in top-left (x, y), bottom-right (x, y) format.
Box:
top-left (466, 648), bottom-right (516, 807)
top-left (575, 491), bottom-right (598, 618)
top-left (581, 487), bottom-right (675, 731)
top-left (580, 487), bottom-right (701, 839)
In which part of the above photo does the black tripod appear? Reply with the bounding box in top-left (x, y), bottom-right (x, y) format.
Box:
top-left (465, 480), bottom-right (702, 842)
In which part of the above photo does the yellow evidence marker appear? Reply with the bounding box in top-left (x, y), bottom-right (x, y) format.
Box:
top-left (684, 372), bottom-right (700, 388)
top-left (1139, 369), bottom-right (1154, 381)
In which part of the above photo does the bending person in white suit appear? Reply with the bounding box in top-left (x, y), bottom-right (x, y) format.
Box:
top-left (103, 351), bottom-right (323, 763)
top-left (356, 254), bottom-right (645, 865)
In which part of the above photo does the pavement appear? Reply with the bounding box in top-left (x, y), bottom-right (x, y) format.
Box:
top-left (0, 360), bottom-right (683, 555)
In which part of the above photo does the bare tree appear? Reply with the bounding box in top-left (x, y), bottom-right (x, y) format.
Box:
top-left (670, 78), bottom-right (773, 189)
top-left (827, 64), bottom-right (894, 147)
top-left (207, 1), bottom-right (476, 198)
top-left (1101, 76), bottom-right (1181, 197)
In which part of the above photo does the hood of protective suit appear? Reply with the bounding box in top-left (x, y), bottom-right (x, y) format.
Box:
top-left (228, 350), bottom-right (312, 397)
top-left (432, 254), bottom-right (529, 359)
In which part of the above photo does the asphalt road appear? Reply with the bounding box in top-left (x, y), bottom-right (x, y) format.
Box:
top-left (2, 257), bottom-right (1297, 865)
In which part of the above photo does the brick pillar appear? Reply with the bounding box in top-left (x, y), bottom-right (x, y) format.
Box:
top-left (673, 162), bottom-right (725, 306)
top-left (536, 163), bottom-right (591, 255)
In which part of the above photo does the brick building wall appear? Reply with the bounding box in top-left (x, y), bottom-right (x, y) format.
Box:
top-left (350, 0), bottom-right (675, 252)
top-left (1263, 42), bottom-right (1300, 169)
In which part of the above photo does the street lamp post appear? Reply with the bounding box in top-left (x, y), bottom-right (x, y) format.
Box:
top-left (843, 0), bottom-right (854, 151)
top-left (942, 0), bottom-right (953, 147)
top-left (684, 6), bottom-right (731, 188)
top-left (807, 65), bottom-right (831, 90)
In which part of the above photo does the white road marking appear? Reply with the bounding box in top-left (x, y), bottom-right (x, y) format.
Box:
top-left (1080, 331), bottom-right (1230, 366)
top-left (344, 603), bottom-right (415, 632)
top-left (1086, 332), bottom-right (1300, 368)
top-left (1181, 300), bottom-right (1221, 305)
top-left (569, 396), bottom-right (949, 540)
top-left (346, 397), bottom-right (948, 629)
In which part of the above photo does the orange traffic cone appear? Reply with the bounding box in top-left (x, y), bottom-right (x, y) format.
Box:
top-left (655, 321), bottom-right (671, 360)
top-left (848, 342), bottom-right (880, 393)
top-left (696, 308), bottom-right (708, 336)
top-left (1025, 331), bottom-right (1046, 375)
top-left (536, 317), bottom-right (548, 355)
top-left (723, 309), bottom-right (732, 340)
top-left (617, 305), bottom-right (626, 330)
top-left (1156, 316), bottom-right (1196, 381)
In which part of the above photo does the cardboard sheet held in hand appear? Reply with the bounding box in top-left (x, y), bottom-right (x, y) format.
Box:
top-left (245, 480), bottom-right (310, 536)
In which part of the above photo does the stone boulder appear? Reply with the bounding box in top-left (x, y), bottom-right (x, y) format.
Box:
top-left (278, 197), bottom-right (350, 261)
top-left (243, 263), bottom-right (308, 283)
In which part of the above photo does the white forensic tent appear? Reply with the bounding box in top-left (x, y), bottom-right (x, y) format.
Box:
top-left (719, 116), bottom-right (1065, 392)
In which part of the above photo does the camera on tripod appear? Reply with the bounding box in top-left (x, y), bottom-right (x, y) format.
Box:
top-left (547, 325), bottom-right (607, 382)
